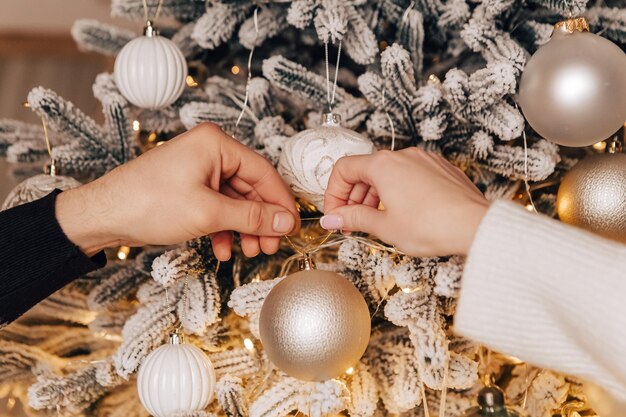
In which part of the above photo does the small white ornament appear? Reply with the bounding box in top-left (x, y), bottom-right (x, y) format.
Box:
top-left (137, 332), bottom-right (216, 417)
top-left (2, 173), bottom-right (81, 210)
top-left (115, 21), bottom-right (187, 110)
top-left (278, 113), bottom-right (375, 211)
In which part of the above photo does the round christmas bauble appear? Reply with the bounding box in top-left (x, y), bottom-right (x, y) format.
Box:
top-left (278, 113), bottom-right (375, 211)
top-left (2, 174), bottom-right (81, 211)
top-left (259, 261), bottom-right (371, 381)
top-left (114, 21), bottom-right (187, 109)
top-left (137, 333), bottom-right (216, 417)
top-left (518, 17), bottom-right (626, 147)
top-left (583, 381), bottom-right (626, 417)
top-left (556, 151), bottom-right (626, 243)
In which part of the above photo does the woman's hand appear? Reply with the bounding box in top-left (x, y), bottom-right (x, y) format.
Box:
top-left (56, 123), bottom-right (299, 261)
top-left (321, 148), bottom-right (489, 257)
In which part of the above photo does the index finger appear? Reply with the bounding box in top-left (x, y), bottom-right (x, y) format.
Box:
top-left (324, 154), bottom-right (376, 213)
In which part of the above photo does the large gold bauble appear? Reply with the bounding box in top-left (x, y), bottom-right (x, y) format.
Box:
top-left (583, 381), bottom-right (626, 417)
top-left (259, 269), bottom-right (371, 381)
top-left (2, 174), bottom-right (81, 211)
top-left (518, 18), bottom-right (626, 147)
top-left (557, 152), bottom-right (626, 243)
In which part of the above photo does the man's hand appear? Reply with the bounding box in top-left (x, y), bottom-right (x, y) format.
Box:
top-left (56, 123), bottom-right (299, 261)
top-left (321, 148), bottom-right (489, 257)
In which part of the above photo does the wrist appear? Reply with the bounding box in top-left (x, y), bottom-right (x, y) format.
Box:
top-left (456, 199), bottom-right (490, 255)
top-left (55, 185), bottom-right (120, 257)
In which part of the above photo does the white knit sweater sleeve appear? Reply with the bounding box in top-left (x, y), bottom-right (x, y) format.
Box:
top-left (455, 200), bottom-right (626, 401)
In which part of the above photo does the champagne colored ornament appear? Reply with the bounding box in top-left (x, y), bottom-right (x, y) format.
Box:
top-left (556, 141), bottom-right (626, 243)
top-left (137, 331), bottom-right (216, 417)
top-left (518, 17), bottom-right (626, 147)
top-left (259, 255), bottom-right (371, 381)
top-left (583, 381), bottom-right (626, 417)
top-left (462, 386), bottom-right (523, 417)
top-left (114, 20), bottom-right (187, 109)
top-left (278, 113), bottom-right (375, 211)
top-left (2, 170), bottom-right (81, 211)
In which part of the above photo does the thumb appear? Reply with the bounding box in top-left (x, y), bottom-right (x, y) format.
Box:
top-left (217, 195), bottom-right (296, 236)
top-left (321, 204), bottom-right (385, 236)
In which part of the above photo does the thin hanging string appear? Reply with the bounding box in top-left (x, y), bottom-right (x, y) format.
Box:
top-left (324, 40), bottom-right (343, 113)
top-left (142, 0), bottom-right (164, 22)
top-left (522, 129), bottom-right (537, 213)
top-left (514, 103), bottom-right (537, 213)
top-left (381, 85), bottom-right (396, 151)
top-left (235, 7), bottom-right (260, 130)
top-left (439, 354), bottom-right (450, 417)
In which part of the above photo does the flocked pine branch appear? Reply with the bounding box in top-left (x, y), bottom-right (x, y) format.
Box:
top-left (71, 19), bottom-right (136, 56)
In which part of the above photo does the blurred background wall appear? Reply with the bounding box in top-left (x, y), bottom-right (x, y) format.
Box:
top-left (0, 5), bottom-right (135, 413)
top-left (0, 0), bottom-right (137, 201)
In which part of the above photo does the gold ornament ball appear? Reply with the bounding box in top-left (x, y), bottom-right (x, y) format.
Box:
top-left (583, 381), bottom-right (626, 417)
top-left (259, 269), bottom-right (371, 381)
top-left (2, 174), bottom-right (81, 211)
top-left (557, 152), bottom-right (626, 243)
top-left (518, 18), bottom-right (626, 147)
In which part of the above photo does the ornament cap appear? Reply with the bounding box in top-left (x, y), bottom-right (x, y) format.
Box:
top-left (143, 20), bottom-right (159, 37)
top-left (477, 386), bottom-right (506, 413)
top-left (553, 17), bottom-right (589, 34)
top-left (322, 113), bottom-right (341, 126)
top-left (608, 137), bottom-right (623, 154)
top-left (44, 158), bottom-right (57, 177)
top-left (297, 254), bottom-right (317, 271)
top-left (169, 330), bottom-right (184, 345)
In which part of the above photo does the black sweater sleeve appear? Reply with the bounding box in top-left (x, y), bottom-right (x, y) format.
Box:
top-left (0, 190), bottom-right (106, 327)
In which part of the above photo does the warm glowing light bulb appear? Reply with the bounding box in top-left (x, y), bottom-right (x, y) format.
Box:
top-left (402, 288), bottom-right (412, 293)
top-left (592, 141), bottom-right (607, 152)
top-left (185, 75), bottom-right (198, 87)
top-left (132, 120), bottom-right (140, 131)
top-left (147, 132), bottom-right (158, 143)
top-left (117, 246), bottom-right (130, 260)
top-left (243, 338), bottom-right (254, 350)
top-left (345, 367), bottom-right (354, 375)
top-left (231, 65), bottom-right (240, 75)
top-left (525, 204), bottom-right (534, 212)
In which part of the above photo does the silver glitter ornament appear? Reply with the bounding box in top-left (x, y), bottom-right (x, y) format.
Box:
top-left (2, 169), bottom-right (81, 211)
top-left (259, 256), bottom-right (371, 381)
top-left (556, 145), bottom-right (626, 243)
top-left (518, 17), bottom-right (626, 147)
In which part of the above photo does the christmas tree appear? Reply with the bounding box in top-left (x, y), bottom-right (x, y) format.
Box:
top-left (1, 0), bottom-right (625, 416)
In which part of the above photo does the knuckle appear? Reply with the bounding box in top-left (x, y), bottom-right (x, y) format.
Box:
top-left (247, 201), bottom-right (264, 232)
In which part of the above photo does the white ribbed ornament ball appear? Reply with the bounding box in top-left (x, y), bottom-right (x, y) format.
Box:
top-left (137, 332), bottom-right (216, 417)
top-left (114, 21), bottom-right (187, 110)
top-left (278, 113), bottom-right (375, 211)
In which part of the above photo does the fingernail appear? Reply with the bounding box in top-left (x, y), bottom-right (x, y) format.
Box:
top-left (273, 212), bottom-right (294, 233)
top-left (320, 214), bottom-right (343, 230)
